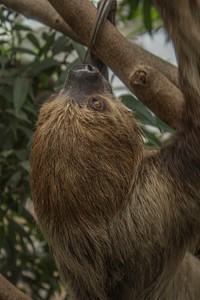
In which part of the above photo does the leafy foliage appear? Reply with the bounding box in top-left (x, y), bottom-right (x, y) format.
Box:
top-left (118, 0), bottom-right (162, 34)
top-left (0, 3), bottom-right (171, 300)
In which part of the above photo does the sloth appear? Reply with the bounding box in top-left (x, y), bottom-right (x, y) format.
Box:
top-left (30, 0), bottom-right (200, 299)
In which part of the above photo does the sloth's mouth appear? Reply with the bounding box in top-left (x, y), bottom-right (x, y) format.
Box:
top-left (61, 64), bottom-right (112, 103)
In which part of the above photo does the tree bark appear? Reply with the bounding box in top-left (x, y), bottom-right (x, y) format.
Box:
top-left (0, 275), bottom-right (32, 300)
top-left (0, 0), bottom-right (80, 42)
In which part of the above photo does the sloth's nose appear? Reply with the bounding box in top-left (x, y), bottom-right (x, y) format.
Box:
top-left (73, 64), bottom-right (99, 75)
top-left (66, 64), bottom-right (100, 82)
top-left (62, 64), bottom-right (112, 101)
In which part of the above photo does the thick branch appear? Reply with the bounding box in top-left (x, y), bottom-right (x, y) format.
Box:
top-left (48, 0), bottom-right (184, 128)
top-left (0, 275), bottom-right (32, 300)
top-left (0, 0), bottom-right (80, 42)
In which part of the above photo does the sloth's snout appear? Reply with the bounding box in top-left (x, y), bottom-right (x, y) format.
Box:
top-left (71, 64), bottom-right (99, 76)
top-left (62, 64), bottom-right (112, 103)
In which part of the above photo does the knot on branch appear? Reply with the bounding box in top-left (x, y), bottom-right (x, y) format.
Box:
top-left (130, 69), bottom-right (148, 86)
top-left (129, 66), bottom-right (184, 129)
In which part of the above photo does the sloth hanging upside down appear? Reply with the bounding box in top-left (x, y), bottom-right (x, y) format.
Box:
top-left (30, 0), bottom-right (200, 299)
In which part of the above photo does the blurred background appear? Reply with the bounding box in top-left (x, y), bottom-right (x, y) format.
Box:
top-left (0, 0), bottom-right (176, 299)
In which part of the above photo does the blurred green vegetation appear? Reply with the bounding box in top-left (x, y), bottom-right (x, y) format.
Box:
top-left (118, 0), bottom-right (162, 34)
top-left (0, 1), bottom-right (172, 299)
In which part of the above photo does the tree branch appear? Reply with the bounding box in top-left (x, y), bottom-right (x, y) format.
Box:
top-left (0, 275), bottom-right (32, 300)
top-left (0, 0), bottom-right (80, 42)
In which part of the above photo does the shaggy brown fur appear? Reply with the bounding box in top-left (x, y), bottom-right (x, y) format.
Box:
top-left (30, 1), bottom-right (200, 299)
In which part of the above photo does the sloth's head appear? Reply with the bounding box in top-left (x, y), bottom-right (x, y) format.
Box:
top-left (30, 64), bottom-right (143, 233)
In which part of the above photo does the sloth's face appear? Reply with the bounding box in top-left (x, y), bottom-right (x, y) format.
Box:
top-left (37, 64), bottom-right (141, 142)
top-left (58, 64), bottom-right (114, 115)
top-left (44, 63), bottom-right (122, 121)
top-left (62, 64), bottom-right (113, 107)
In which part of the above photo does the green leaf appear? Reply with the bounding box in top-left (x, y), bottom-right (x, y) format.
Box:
top-left (72, 41), bottom-right (86, 62)
top-left (142, 127), bottom-right (162, 147)
top-left (13, 24), bottom-right (31, 31)
top-left (121, 94), bottom-right (156, 126)
top-left (8, 171), bottom-right (22, 188)
top-left (52, 36), bottom-right (71, 55)
top-left (143, 0), bottom-right (152, 33)
top-left (6, 109), bottom-right (31, 124)
top-left (29, 59), bottom-right (58, 76)
top-left (13, 78), bottom-right (29, 114)
top-left (39, 31), bottom-right (56, 57)
top-left (20, 161), bottom-right (30, 172)
top-left (11, 47), bottom-right (36, 56)
top-left (27, 33), bottom-right (40, 49)
top-left (156, 118), bottom-right (174, 133)
top-left (1, 149), bottom-right (13, 158)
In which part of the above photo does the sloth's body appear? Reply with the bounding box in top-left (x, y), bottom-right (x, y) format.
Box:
top-left (30, 1), bottom-right (200, 299)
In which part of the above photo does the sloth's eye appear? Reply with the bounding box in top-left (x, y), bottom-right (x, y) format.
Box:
top-left (88, 97), bottom-right (106, 112)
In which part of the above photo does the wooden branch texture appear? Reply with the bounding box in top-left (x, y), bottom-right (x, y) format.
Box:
top-left (0, 0), bottom-right (184, 128)
top-left (0, 275), bottom-right (32, 300)
top-left (0, 0), bottom-right (80, 41)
